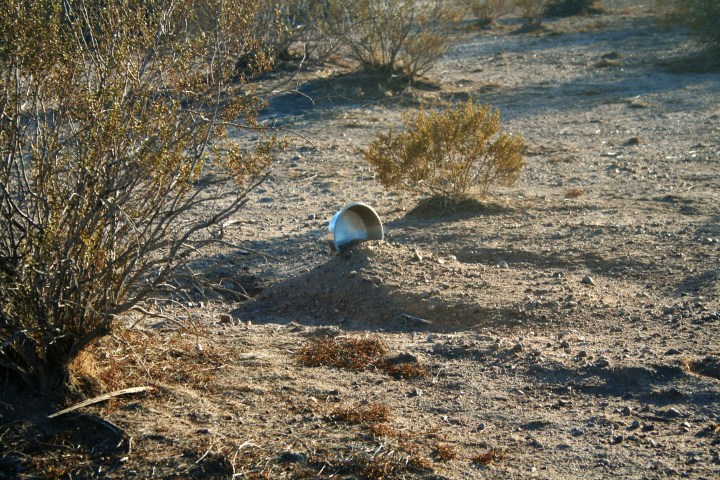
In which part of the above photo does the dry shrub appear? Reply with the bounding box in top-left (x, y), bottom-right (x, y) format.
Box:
top-left (472, 447), bottom-right (507, 465)
top-left (546, 0), bottom-right (600, 17)
top-left (320, 0), bottom-right (460, 80)
top-left (514, 0), bottom-right (553, 26)
top-left (364, 99), bottom-right (525, 200)
top-left (0, 0), bottom-right (277, 392)
top-left (250, 0), bottom-right (341, 65)
top-left (461, 0), bottom-right (514, 26)
top-left (298, 336), bottom-right (387, 370)
top-left (657, 0), bottom-right (720, 50)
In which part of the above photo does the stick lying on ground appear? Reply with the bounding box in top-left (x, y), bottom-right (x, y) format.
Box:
top-left (48, 386), bottom-right (153, 419)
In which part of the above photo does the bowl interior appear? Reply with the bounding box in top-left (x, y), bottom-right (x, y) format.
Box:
top-left (329, 204), bottom-right (383, 251)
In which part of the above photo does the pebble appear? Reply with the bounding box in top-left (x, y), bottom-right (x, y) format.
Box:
top-left (595, 357), bottom-right (611, 368)
top-left (498, 261), bottom-right (509, 269)
top-left (582, 275), bottom-right (596, 286)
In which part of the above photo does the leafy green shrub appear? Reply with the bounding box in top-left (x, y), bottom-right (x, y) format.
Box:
top-left (0, 0), bottom-right (276, 392)
top-left (657, 0), bottom-right (720, 49)
top-left (363, 100), bottom-right (525, 200)
top-left (320, 0), bottom-right (460, 81)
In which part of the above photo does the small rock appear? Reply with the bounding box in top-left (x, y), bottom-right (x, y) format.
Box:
top-left (498, 261), bottom-right (509, 269)
top-left (666, 407), bottom-right (683, 418)
top-left (611, 435), bottom-right (624, 445)
top-left (219, 314), bottom-right (233, 324)
top-left (278, 452), bottom-right (306, 464)
top-left (413, 249), bottom-right (423, 262)
top-left (582, 276), bottom-right (596, 286)
top-left (630, 420), bottom-right (641, 430)
top-left (595, 357), bottom-right (611, 368)
top-left (665, 348), bottom-right (681, 355)
top-left (560, 339), bottom-right (570, 349)
top-left (621, 406), bottom-right (633, 416)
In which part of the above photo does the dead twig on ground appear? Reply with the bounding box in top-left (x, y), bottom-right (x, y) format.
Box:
top-left (48, 386), bottom-right (153, 419)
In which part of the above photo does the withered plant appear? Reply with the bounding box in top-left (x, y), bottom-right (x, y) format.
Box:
top-left (461, 0), bottom-right (514, 27)
top-left (298, 337), bottom-right (387, 371)
top-left (514, 0), bottom-right (553, 26)
top-left (364, 100), bottom-right (525, 200)
top-left (0, 0), bottom-right (278, 392)
top-left (319, 0), bottom-right (460, 81)
top-left (657, 0), bottom-right (720, 51)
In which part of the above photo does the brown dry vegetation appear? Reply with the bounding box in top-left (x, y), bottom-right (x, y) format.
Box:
top-left (2, 1), bottom-right (719, 479)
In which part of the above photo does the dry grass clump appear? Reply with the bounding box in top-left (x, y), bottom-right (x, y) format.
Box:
top-left (565, 187), bottom-right (586, 198)
top-left (298, 336), bottom-right (387, 370)
top-left (299, 336), bottom-right (430, 379)
top-left (472, 447), bottom-right (507, 465)
top-left (433, 443), bottom-right (459, 461)
top-left (381, 361), bottom-right (430, 379)
top-left (330, 403), bottom-right (391, 424)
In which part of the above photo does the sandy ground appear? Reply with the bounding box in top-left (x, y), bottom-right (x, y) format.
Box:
top-left (2, 1), bottom-right (719, 479)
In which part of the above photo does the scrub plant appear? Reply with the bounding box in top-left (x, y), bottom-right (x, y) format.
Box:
top-left (657, 0), bottom-right (720, 50)
top-left (363, 100), bottom-right (525, 200)
top-left (0, 0), bottom-right (277, 392)
top-left (319, 0), bottom-right (460, 81)
top-left (514, 0), bottom-right (553, 26)
top-left (461, 0), bottom-right (514, 27)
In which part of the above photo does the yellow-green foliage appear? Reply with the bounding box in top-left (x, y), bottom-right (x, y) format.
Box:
top-left (0, 0), bottom-right (276, 392)
top-left (363, 100), bottom-right (525, 200)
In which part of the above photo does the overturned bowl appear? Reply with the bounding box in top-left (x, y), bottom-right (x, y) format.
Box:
top-left (328, 202), bottom-right (384, 253)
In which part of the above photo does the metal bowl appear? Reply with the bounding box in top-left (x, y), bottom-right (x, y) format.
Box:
top-left (328, 202), bottom-right (384, 253)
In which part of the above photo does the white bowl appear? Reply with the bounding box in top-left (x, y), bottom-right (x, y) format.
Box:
top-left (328, 202), bottom-right (384, 253)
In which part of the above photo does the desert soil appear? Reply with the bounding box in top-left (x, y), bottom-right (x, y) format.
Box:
top-left (2, 1), bottom-right (719, 479)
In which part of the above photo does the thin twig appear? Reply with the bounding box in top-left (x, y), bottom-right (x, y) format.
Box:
top-left (48, 386), bottom-right (153, 418)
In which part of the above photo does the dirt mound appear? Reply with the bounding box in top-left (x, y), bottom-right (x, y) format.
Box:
top-left (233, 241), bottom-right (524, 331)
